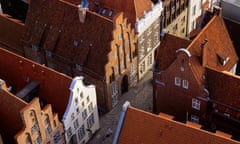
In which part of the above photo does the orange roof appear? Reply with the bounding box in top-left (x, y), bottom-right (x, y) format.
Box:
top-left (0, 47), bottom-right (72, 118)
top-left (24, 0), bottom-right (114, 78)
top-left (187, 15), bottom-right (238, 71)
top-left (0, 83), bottom-right (27, 143)
top-left (118, 105), bottom-right (240, 144)
top-left (77, 0), bottom-right (153, 25)
top-left (206, 68), bottom-right (240, 110)
top-left (155, 33), bottom-right (191, 71)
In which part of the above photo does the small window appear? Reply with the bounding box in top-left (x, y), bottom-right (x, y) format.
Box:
top-left (67, 127), bottom-right (72, 137)
top-left (182, 80), bottom-right (189, 89)
top-left (80, 92), bottom-right (83, 98)
top-left (73, 119), bottom-right (79, 130)
top-left (191, 115), bottom-right (199, 123)
top-left (109, 10), bottom-right (113, 17)
top-left (174, 77), bottom-right (181, 86)
top-left (82, 109), bottom-right (87, 120)
top-left (87, 96), bottom-right (90, 103)
top-left (192, 98), bottom-right (201, 110)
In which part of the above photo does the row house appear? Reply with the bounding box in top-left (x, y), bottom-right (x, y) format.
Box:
top-left (0, 80), bottom-right (65, 144)
top-left (22, 0), bottom-right (137, 111)
top-left (160, 0), bottom-right (189, 38)
top-left (187, 0), bottom-right (209, 37)
top-left (76, 0), bottom-right (163, 80)
top-left (62, 77), bottom-right (99, 144)
top-left (114, 102), bottom-right (240, 144)
top-left (0, 47), bottom-right (99, 144)
top-left (153, 10), bottom-right (239, 136)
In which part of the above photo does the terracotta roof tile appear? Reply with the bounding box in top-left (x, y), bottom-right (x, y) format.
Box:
top-left (24, 0), bottom-right (114, 77)
top-left (206, 68), bottom-right (240, 110)
top-left (155, 33), bottom-right (191, 71)
top-left (118, 106), bottom-right (240, 144)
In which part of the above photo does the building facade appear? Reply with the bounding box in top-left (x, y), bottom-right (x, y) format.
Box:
top-left (187, 0), bottom-right (208, 37)
top-left (153, 11), bottom-right (238, 135)
top-left (62, 77), bottom-right (99, 144)
top-left (136, 1), bottom-right (163, 79)
top-left (22, 0), bottom-right (137, 111)
top-left (160, 0), bottom-right (189, 38)
top-left (15, 98), bottom-right (65, 144)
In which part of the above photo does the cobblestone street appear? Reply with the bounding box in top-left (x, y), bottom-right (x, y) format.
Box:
top-left (88, 71), bottom-right (153, 144)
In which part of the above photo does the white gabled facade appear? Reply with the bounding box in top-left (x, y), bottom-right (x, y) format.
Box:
top-left (62, 76), bottom-right (99, 144)
top-left (135, 1), bottom-right (163, 80)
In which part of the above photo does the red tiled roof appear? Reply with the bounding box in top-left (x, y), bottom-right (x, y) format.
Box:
top-left (0, 47), bottom-right (72, 118)
top-left (187, 15), bottom-right (238, 71)
top-left (84, 0), bottom-right (153, 25)
top-left (0, 14), bottom-right (24, 55)
top-left (155, 33), bottom-right (191, 71)
top-left (24, 0), bottom-right (114, 78)
top-left (206, 68), bottom-right (240, 110)
top-left (0, 87), bottom-right (27, 144)
top-left (118, 106), bottom-right (240, 144)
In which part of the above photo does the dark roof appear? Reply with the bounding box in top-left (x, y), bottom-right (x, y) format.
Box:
top-left (155, 33), bottom-right (191, 71)
top-left (118, 106), bottom-right (240, 144)
top-left (24, 0), bottom-right (114, 78)
top-left (206, 68), bottom-right (240, 110)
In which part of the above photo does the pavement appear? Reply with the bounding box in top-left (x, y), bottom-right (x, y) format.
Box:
top-left (88, 71), bottom-right (153, 144)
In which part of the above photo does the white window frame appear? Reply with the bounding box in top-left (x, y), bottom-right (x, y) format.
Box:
top-left (182, 79), bottom-right (189, 89)
top-left (192, 98), bottom-right (201, 110)
top-left (191, 115), bottom-right (199, 123)
top-left (174, 77), bottom-right (181, 86)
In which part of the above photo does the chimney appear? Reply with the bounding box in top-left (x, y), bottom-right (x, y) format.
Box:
top-left (200, 39), bottom-right (208, 65)
top-left (213, 5), bottom-right (222, 16)
top-left (78, 5), bottom-right (87, 23)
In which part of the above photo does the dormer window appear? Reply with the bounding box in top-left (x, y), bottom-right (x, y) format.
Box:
top-left (100, 8), bottom-right (107, 15)
top-left (217, 54), bottom-right (230, 66)
top-left (109, 10), bottom-right (113, 17)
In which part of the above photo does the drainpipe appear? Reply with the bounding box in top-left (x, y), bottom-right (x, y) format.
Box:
top-left (112, 101), bottom-right (130, 144)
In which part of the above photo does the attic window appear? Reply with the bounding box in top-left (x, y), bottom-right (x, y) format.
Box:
top-left (217, 54), bottom-right (230, 66)
top-left (74, 40), bottom-right (79, 47)
top-left (100, 8), bottom-right (107, 15)
top-left (109, 10), bottom-right (113, 17)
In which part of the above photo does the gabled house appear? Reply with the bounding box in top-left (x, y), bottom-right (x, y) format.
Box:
top-left (73, 0), bottom-right (163, 80)
top-left (22, 0), bottom-right (137, 111)
top-left (114, 102), bottom-right (240, 144)
top-left (153, 10), bottom-right (238, 126)
top-left (0, 47), bottom-right (100, 143)
top-left (206, 68), bottom-right (240, 137)
top-left (0, 79), bottom-right (65, 144)
top-left (62, 77), bottom-right (99, 144)
top-left (160, 0), bottom-right (188, 38)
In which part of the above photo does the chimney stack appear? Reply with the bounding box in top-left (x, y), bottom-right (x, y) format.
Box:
top-left (213, 5), bottom-right (222, 16)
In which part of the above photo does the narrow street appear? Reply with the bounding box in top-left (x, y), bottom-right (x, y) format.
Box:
top-left (88, 71), bottom-right (153, 144)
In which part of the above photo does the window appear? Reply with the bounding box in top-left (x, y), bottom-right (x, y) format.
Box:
top-left (31, 124), bottom-right (39, 134)
top-left (139, 45), bottom-right (145, 59)
top-left (192, 98), bottom-right (201, 110)
top-left (78, 125), bottom-right (85, 141)
top-left (174, 77), bottom-right (181, 86)
top-left (87, 113), bottom-right (95, 129)
top-left (71, 113), bottom-right (75, 120)
top-left (173, 24), bottom-right (178, 32)
top-left (181, 16), bottom-right (185, 24)
top-left (86, 96), bottom-right (90, 103)
top-left (80, 92), bottom-right (83, 99)
top-left (109, 10), bottom-right (113, 17)
top-left (75, 97), bottom-right (79, 105)
top-left (67, 127), bottom-right (72, 138)
top-left (147, 39), bottom-right (152, 52)
top-left (35, 136), bottom-right (42, 144)
top-left (140, 62), bottom-right (145, 74)
top-left (181, 28), bottom-right (185, 34)
top-left (147, 54), bottom-right (152, 66)
top-left (82, 109), bottom-right (87, 120)
top-left (88, 102), bottom-right (93, 113)
top-left (115, 51), bottom-right (118, 60)
top-left (182, 80), bottom-right (189, 89)
top-left (73, 119), bottom-right (79, 130)
top-left (139, 35), bottom-right (144, 43)
top-left (147, 28), bottom-right (152, 36)
top-left (192, 5), bottom-right (196, 16)
top-left (54, 131), bottom-right (60, 144)
top-left (82, 101), bottom-right (85, 107)
top-left (191, 21), bottom-right (195, 30)
top-left (191, 115), bottom-right (199, 123)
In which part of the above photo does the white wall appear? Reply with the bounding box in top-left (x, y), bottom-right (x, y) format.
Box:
top-left (62, 76), bottom-right (99, 144)
top-left (187, 0), bottom-right (206, 36)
